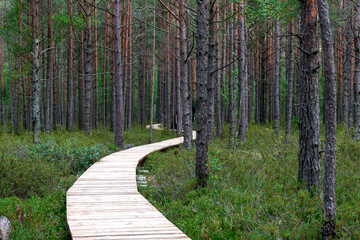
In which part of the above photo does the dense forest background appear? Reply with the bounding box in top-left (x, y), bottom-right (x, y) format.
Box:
top-left (0, 0), bottom-right (359, 238)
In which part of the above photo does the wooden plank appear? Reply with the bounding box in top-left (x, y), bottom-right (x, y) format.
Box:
top-left (67, 128), bottom-right (196, 240)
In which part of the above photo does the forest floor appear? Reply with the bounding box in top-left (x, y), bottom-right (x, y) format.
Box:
top-left (139, 123), bottom-right (360, 239)
top-left (0, 126), bottom-right (176, 239)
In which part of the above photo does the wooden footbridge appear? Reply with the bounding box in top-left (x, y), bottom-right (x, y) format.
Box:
top-left (67, 125), bottom-right (194, 239)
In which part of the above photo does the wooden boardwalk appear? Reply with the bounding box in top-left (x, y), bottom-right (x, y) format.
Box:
top-left (67, 125), bottom-right (194, 239)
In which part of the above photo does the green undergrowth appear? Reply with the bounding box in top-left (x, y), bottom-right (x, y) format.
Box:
top-left (0, 125), bottom-right (175, 239)
top-left (139, 124), bottom-right (360, 239)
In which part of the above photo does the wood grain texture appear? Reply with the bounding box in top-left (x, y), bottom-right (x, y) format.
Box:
top-left (67, 124), bottom-right (195, 239)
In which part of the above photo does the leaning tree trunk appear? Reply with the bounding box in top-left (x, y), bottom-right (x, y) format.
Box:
top-left (114, 0), bottom-right (124, 148)
top-left (31, 0), bottom-right (40, 144)
top-left (318, 0), bottom-right (337, 238)
top-left (196, 0), bottom-right (209, 188)
top-left (298, 0), bottom-right (321, 191)
top-left (354, 0), bottom-right (360, 141)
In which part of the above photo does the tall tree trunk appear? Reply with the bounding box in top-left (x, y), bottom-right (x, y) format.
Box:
top-left (215, 9), bottom-right (222, 138)
top-left (0, 0), bottom-right (4, 131)
top-left (127, 0), bottom-right (133, 131)
top-left (259, 34), bottom-right (266, 125)
top-left (237, 1), bottom-right (248, 142)
top-left (78, 30), bottom-right (85, 130)
top-left (149, 0), bottom-right (156, 143)
top-left (285, 22), bottom-right (295, 141)
top-left (93, 0), bottom-right (98, 130)
top-left (354, 0), bottom-right (360, 141)
top-left (31, 0), bottom-right (40, 144)
top-left (67, 0), bottom-right (74, 133)
top-left (298, 0), bottom-right (321, 191)
top-left (114, 0), bottom-right (124, 148)
top-left (207, 0), bottom-right (216, 141)
top-left (196, 0), bottom-right (209, 188)
top-left (176, 4), bottom-right (182, 136)
top-left (228, 2), bottom-right (235, 146)
top-left (180, 0), bottom-right (192, 149)
top-left (45, 0), bottom-right (54, 133)
top-left (318, 0), bottom-right (337, 238)
top-left (274, 19), bottom-right (280, 133)
top-left (83, 0), bottom-right (92, 135)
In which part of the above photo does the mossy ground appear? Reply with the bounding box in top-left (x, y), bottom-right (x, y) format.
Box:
top-left (139, 124), bottom-right (360, 239)
top-left (0, 125), bottom-right (176, 239)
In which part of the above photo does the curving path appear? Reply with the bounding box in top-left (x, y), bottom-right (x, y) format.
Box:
top-left (67, 124), bottom-right (195, 239)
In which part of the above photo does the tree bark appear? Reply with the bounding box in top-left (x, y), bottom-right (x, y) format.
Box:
top-left (149, 0), bottom-right (156, 143)
top-left (318, 0), bottom-right (337, 238)
top-left (180, 0), bottom-right (193, 149)
top-left (31, 0), bottom-right (40, 144)
top-left (274, 19), bottom-right (280, 133)
top-left (207, 0), bottom-right (216, 141)
top-left (285, 22), bottom-right (295, 141)
top-left (67, 0), bottom-right (74, 133)
top-left (228, 2), bottom-right (235, 146)
top-left (298, 0), bottom-right (321, 191)
top-left (196, 0), bottom-right (209, 188)
top-left (354, 0), bottom-right (360, 140)
top-left (114, 0), bottom-right (124, 148)
top-left (0, 0), bottom-right (4, 131)
top-left (45, 0), bottom-right (54, 133)
top-left (237, 1), bottom-right (248, 142)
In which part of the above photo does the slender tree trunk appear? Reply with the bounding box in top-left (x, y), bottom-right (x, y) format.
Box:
top-left (298, 0), bottom-right (321, 191)
top-left (93, 0), bottom-right (98, 130)
top-left (237, 1), bottom-right (248, 142)
top-left (45, 0), bottom-right (54, 133)
top-left (176, 4), bottom-right (182, 136)
top-left (78, 30), bottom-right (85, 130)
top-left (114, 0), bottom-right (124, 148)
top-left (67, 0), bottom-right (74, 133)
top-left (0, 0), bottom-right (4, 131)
top-left (228, 2), bottom-right (235, 146)
top-left (318, 0), bottom-right (337, 238)
top-left (285, 22), bottom-right (295, 141)
top-left (196, 0), bottom-right (209, 188)
top-left (83, 0), bottom-right (92, 135)
top-left (274, 19), bottom-right (280, 133)
top-left (149, 0), bottom-right (156, 143)
top-left (180, 0), bottom-right (192, 149)
top-left (354, 0), bottom-right (360, 140)
top-left (31, 0), bottom-right (40, 144)
top-left (207, 0), bottom-right (216, 141)
top-left (215, 9), bottom-right (222, 138)
top-left (259, 34), bottom-right (267, 125)
top-left (127, 0), bottom-right (133, 131)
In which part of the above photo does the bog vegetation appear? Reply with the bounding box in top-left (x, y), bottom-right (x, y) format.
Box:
top-left (140, 125), bottom-right (360, 239)
top-left (0, 127), bottom-right (175, 239)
